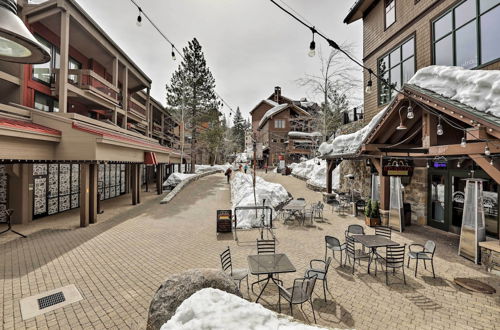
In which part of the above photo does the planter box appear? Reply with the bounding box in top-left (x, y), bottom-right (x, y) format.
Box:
top-left (365, 216), bottom-right (380, 227)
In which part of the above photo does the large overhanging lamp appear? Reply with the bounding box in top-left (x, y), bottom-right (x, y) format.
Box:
top-left (0, 0), bottom-right (51, 63)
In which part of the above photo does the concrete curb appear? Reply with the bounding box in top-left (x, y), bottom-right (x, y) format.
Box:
top-left (160, 170), bottom-right (222, 204)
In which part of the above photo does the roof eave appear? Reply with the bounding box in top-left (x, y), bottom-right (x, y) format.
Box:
top-left (344, 0), bottom-right (377, 24)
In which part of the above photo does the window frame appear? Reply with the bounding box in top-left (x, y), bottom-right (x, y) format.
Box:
top-left (385, 0), bottom-right (396, 29)
top-left (431, 0), bottom-right (500, 69)
top-left (274, 119), bottom-right (285, 129)
top-left (377, 35), bottom-right (416, 106)
top-left (34, 91), bottom-right (59, 113)
top-left (32, 34), bottom-right (61, 86)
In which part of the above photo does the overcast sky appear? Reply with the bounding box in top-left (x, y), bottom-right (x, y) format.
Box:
top-left (75, 0), bottom-right (362, 120)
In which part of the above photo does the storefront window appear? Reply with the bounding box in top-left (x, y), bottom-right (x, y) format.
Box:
top-left (32, 36), bottom-right (52, 84)
top-left (378, 37), bottom-right (415, 105)
top-left (34, 92), bottom-right (59, 112)
top-left (432, 0), bottom-right (500, 68)
top-left (431, 175), bottom-right (445, 224)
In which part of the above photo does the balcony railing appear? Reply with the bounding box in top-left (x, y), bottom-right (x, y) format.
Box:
top-left (128, 97), bottom-right (147, 119)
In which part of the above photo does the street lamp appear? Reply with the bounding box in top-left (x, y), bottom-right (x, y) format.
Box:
top-left (0, 0), bottom-right (51, 63)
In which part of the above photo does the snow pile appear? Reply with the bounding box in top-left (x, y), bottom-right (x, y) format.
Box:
top-left (163, 173), bottom-right (196, 188)
top-left (318, 107), bottom-right (387, 157)
top-left (288, 131), bottom-right (322, 138)
top-left (258, 103), bottom-right (289, 128)
top-left (408, 66), bottom-right (500, 116)
top-left (195, 164), bottom-right (230, 173)
top-left (234, 153), bottom-right (248, 163)
top-left (231, 172), bottom-right (289, 228)
top-left (292, 158), bottom-right (340, 189)
top-left (161, 288), bottom-right (327, 330)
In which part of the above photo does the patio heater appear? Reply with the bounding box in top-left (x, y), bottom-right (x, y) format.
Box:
top-left (388, 176), bottom-right (404, 232)
top-left (459, 178), bottom-right (487, 264)
top-left (0, 0), bottom-right (50, 63)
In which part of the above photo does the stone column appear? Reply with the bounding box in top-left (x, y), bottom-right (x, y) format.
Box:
top-left (89, 164), bottom-right (98, 224)
top-left (80, 163), bottom-right (90, 227)
top-left (58, 10), bottom-right (70, 113)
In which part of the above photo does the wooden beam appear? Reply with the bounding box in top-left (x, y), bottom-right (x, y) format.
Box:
top-left (471, 155), bottom-right (500, 184)
top-left (371, 157), bottom-right (382, 175)
top-left (428, 141), bottom-right (500, 156)
top-left (422, 112), bottom-right (437, 148)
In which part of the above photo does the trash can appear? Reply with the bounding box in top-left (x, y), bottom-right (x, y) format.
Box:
top-left (403, 203), bottom-right (411, 226)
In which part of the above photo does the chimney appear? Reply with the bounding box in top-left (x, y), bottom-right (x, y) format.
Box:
top-left (274, 86), bottom-right (281, 103)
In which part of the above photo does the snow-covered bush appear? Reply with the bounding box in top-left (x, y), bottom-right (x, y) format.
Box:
top-left (230, 172), bottom-right (289, 228)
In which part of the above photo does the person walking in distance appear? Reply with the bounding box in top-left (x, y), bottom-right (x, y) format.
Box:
top-left (224, 167), bottom-right (232, 183)
top-left (264, 163), bottom-right (268, 174)
top-left (244, 163), bottom-right (248, 174)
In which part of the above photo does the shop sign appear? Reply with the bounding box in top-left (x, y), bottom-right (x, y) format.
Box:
top-left (382, 159), bottom-right (414, 177)
top-left (216, 210), bottom-right (232, 233)
top-left (433, 162), bottom-right (447, 168)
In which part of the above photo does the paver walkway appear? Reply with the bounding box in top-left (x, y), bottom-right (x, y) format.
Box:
top-left (0, 172), bottom-right (499, 329)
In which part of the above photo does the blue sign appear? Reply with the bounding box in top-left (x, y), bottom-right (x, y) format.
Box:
top-left (433, 162), bottom-right (447, 168)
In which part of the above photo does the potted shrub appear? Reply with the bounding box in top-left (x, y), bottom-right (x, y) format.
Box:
top-left (365, 199), bottom-right (381, 227)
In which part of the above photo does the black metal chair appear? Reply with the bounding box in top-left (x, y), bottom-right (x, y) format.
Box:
top-left (305, 257), bottom-right (332, 302)
top-left (277, 274), bottom-right (318, 323)
top-left (346, 224), bottom-right (365, 236)
top-left (375, 244), bottom-right (407, 285)
top-left (407, 240), bottom-right (436, 278)
top-left (355, 199), bottom-right (366, 214)
top-left (325, 236), bottom-right (346, 265)
top-left (375, 226), bottom-right (391, 239)
top-left (345, 235), bottom-right (370, 274)
top-left (253, 239), bottom-right (281, 289)
top-left (220, 246), bottom-right (249, 292)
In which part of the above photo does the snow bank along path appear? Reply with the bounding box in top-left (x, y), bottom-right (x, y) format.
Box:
top-left (161, 288), bottom-right (328, 330)
top-left (230, 172), bottom-right (290, 229)
top-left (291, 158), bottom-right (340, 190)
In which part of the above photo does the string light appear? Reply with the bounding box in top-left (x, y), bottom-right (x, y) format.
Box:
top-left (457, 160), bottom-right (461, 168)
top-left (436, 117), bottom-right (443, 136)
top-left (308, 28), bottom-right (316, 57)
top-left (485, 145), bottom-right (491, 156)
top-left (136, 7), bottom-right (142, 26)
top-left (490, 158), bottom-right (494, 166)
top-left (396, 107), bottom-right (407, 130)
top-left (426, 161), bottom-right (430, 169)
top-left (171, 46), bottom-right (176, 61)
top-left (365, 70), bottom-right (373, 94)
top-left (461, 136), bottom-right (467, 148)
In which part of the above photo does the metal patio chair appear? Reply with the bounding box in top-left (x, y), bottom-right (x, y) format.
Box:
top-left (375, 244), bottom-right (407, 285)
top-left (375, 226), bottom-right (392, 239)
top-left (407, 240), bottom-right (436, 278)
top-left (345, 235), bottom-right (370, 274)
top-left (277, 274), bottom-right (318, 324)
top-left (220, 246), bottom-right (249, 292)
top-left (253, 239), bottom-right (281, 289)
top-left (305, 257), bottom-right (332, 302)
top-left (325, 235), bottom-right (346, 265)
top-left (346, 224), bottom-right (365, 236)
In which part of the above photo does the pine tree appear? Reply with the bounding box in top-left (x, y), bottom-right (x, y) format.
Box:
top-left (166, 38), bottom-right (218, 171)
top-left (232, 107), bottom-right (246, 152)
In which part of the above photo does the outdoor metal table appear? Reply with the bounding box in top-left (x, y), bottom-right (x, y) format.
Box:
top-left (247, 253), bottom-right (296, 303)
top-left (282, 200), bottom-right (306, 224)
top-left (352, 235), bottom-right (399, 274)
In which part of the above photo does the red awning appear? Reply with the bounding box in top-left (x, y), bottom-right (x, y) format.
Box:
top-left (0, 117), bottom-right (61, 136)
top-left (144, 152), bottom-right (158, 165)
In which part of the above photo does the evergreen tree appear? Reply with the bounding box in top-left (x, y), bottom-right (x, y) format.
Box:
top-left (231, 107), bottom-right (246, 152)
top-left (166, 38), bottom-right (218, 171)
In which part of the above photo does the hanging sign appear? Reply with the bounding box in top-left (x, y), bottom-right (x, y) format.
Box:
top-left (382, 159), bottom-right (414, 177)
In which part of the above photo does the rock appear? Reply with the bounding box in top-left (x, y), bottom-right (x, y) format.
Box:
top-left (146, 269), bottom-right (241, 330)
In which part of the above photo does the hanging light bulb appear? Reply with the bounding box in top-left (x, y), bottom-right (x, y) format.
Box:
top-left (396, 107), bottom-right (407, 130)
top-left (136, 8), bottom-right (143, 27)
top-left (308, 39), bottom-right (316, 57)
top-left (436, 117), bottom-right (443, 136)
top-left (171, 46), bottom-right (176, 61)
top-left (406, 104), bottom-right (414, 119)
top-left (426, 161), bottom-right (430, 169)
top-left (365, 79), bottom-right (373, 94)
top-left (457, 160), bottom-right (461, 168)
top-left (490, 158), bottom-right (494, 166)
top-left (485, 145), bottom-right (491, 156)
top-left (460, 136), bottom-right (467, 148)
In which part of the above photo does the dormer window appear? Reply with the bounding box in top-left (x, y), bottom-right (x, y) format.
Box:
top-left (385, 0), bottom-right (396, 28)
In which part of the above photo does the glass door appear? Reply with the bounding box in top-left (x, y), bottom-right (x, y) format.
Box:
top-left (428, 172), bottom-right (448, 231)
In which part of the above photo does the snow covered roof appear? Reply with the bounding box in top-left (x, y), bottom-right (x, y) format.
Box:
top-left (318, 106), bottom-right (388, 158)
top-left (258, 103), bottom-right (289, 128)
top-left (408, 66), bottom-right (500, 118)
top-left (288, 131), bottom-right (322, 138)
top-left (263, 99), bottom-right (279, 107)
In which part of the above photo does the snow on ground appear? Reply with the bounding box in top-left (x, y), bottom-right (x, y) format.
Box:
top-left (318, 107), bottom-right (387, 158)
top-left (292, 158), bottom-right (340, 189)
top-left (288, 131), bottom-right (322, 138)
top-left (161, 288), bottom-right (327, 330)
top-left (195, 164), bottom-right (230, 173)
top-left (163, 173), bottom-right (196, 188)
top-left (408, 65), bottom-right (500, 116)
top-left (230, 172), bottom-right (289, 228)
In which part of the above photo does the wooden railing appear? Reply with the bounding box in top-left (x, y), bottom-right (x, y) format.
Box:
top-left (128, 97), bottom-right (147, 119)
top-left (54, 69), bottom-right (119, 104)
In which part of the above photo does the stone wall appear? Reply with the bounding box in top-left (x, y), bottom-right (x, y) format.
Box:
top-left (403, 168), bottom-right (428, 225)
top-left (338, 160), bottom-right (371, 199)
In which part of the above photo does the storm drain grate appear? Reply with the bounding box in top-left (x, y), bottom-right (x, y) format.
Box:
top-left (37, 292), bottom-right (66, 310)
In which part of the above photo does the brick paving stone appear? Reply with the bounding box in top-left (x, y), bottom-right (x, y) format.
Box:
top-left (0, 173), bottom-right (499, 329)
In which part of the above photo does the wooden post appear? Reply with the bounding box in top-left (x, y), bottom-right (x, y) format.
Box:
top-left (326, 160), bottom-right (335, 194)
top-left (80, 163), bottom-right (90, 227)
top-left (58, 10), bottom-right (70, 113)
top-left (89, 164), bottom-right (98, 224)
